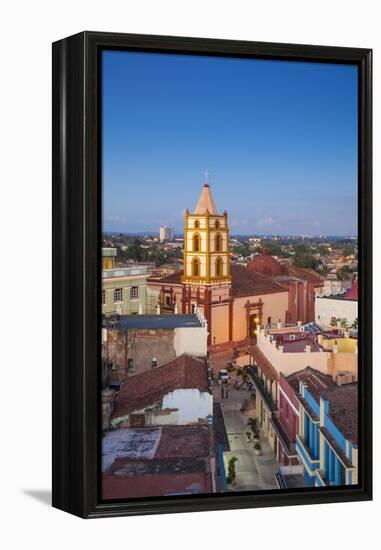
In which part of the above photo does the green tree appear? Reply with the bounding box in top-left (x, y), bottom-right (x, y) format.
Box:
top-left (126, 238), bottom-right (144, 261)
top-left (293, 253), bottom-right (319, 270)
top-left (317, 245), bottom-right (330, 256)
top-left (337, 265), bottom-right (352, 280)
top-left (342, 246), bottom-right (355, 257)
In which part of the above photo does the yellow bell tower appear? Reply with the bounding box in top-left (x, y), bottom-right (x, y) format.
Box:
top-left (181, 182), bottom-right (231, 284)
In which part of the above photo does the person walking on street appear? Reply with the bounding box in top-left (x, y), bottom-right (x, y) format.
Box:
top-left (225, 387), bottom-right (229, 399)
top-left (221, 385), bottom-right (225, 399)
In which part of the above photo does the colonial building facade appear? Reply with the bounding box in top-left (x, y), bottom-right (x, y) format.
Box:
top-left (148, 183), bottom-right (290, 346)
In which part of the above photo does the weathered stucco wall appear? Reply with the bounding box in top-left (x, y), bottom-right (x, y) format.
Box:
top-left (162, 389), bottom-right (213, 424)
top-left (315, 296), bottom-right (358, 326)
top-left (104, 325), bottom-right (208, 382)
top-left (173, 326), bottom-right (208, 357)
top-left (105, 328), bottom-right (177, 381)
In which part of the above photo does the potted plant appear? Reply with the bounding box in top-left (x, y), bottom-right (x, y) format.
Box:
top-left (247, 417), bottom-right (260, 440)
top-left (254, 442), bottom-right (262, 456)
top-left (246, 431), bottom-right (252, 442)
top-left (226, 456), bottom-right (238, 489)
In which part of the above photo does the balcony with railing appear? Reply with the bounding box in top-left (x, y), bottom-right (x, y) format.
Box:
top-left (247, 366), bottom-right (278, 412)
top-left (296, 434), bottom-right (320, 474)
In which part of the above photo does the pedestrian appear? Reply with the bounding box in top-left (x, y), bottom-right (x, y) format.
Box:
top-left (225, 387), bottom-right (229, 399)
top-left (221, 385), bottom-right (225, 399)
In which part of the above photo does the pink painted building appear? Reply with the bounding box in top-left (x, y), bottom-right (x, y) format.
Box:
top-left (275, 368), bottom-right (336, 467)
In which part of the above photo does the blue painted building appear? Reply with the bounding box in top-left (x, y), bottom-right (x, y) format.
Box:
top-left (296, 382), bottom-right (358, 487)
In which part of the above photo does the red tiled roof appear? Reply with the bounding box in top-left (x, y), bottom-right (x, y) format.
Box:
top-left (247, 252), bottom-right (284, 277)
top-left (155, 425), bottom-right (210, 459)
top-left (248, 345), bottom-right (278, 381)
top-left (148, 265), bottom-right (288, 298)
top-left (286, 366), bottom-right (336, 398)
top-left (112, 355), bottom-right (208, 419)
top-left (102, 425), bottom-right (212, 499)
top-left (320, 384), bottom-right (358, 445)
top-left (147, 270), bottom-right (183, 285)
top-left (102, 471), bottom-right (210, 499)
top-left (282, 265), bottom-right (323, 285)
top-left (231, 264), bottom-right (288, 297)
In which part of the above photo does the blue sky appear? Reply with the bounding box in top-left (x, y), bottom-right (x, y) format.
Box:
top-left (102, 50), bottom-right (358, 236)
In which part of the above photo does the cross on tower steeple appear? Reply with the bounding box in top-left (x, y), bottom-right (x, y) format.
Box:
top-left (204, 169), bottom-right (210, 184)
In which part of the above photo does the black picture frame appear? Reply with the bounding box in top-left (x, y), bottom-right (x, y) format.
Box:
top-left (52, 31), bottom-right (372, 519)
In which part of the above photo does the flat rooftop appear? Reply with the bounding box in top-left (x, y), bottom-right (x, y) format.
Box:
top-left (105, 314), bottom-right (202, 330)
top-left (316, 294), bottom-right (357, 302)
top-left (102, 265), bottom-right (148, 278)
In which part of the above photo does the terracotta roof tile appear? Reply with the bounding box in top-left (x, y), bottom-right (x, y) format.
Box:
top-left (231, 264), bottom-right (288, 297)
top-left (286, 367), bottom-right (336, 398)
top-left (282, 265), bottom-right (323, 285)
top-left (147, 270), bottom-right (183, 284)
top-left (112, 355), bottom-right (209, 419)
top-left (320, 384), bottom-right (358, 445)
top-left (247, 345), bottom-right (278, 381)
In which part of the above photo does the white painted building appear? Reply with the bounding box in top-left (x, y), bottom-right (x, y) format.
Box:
top-left (315, 295), bottom-right (358, 326)
top-left (110, 354), bottom-right (212, 429)
top-left (159, 226), bottom-right (174, 241)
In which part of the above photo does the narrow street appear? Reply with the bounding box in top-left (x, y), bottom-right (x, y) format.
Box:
top-left (212, 367), bottom-right (279, 492)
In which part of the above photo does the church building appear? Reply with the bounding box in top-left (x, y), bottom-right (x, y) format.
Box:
top-left (148, 181), bottom-right (291, 347)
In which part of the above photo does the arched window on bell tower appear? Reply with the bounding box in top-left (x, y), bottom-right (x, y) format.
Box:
top-left (192, 257), bottom-right (200, 277)
top-left (215, 232), bottom-right (222, 252)
top-left (216, 257), bottom-right (223, 277)
top-left (193, 233), bottom-right (201, 252)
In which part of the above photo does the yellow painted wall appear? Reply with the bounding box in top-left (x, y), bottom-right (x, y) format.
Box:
top-left (322, 336), bottom-right (357, 353)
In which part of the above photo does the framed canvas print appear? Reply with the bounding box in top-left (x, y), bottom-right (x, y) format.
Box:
top-left (52, 32), bottom-right (372, 518)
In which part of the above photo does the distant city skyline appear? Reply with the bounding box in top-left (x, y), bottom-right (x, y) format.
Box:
top-left (102, 50), bottom-right (358, 236)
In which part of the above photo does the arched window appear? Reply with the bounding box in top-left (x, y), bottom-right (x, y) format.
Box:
top-left (215, 232), bottom-right (222, 252)
top-left (194, 220), bottom-right (200, 229)
top-left (215, 220), bottom-right (220, 229)
top-left (216, 257), bottom-right (223, 277)
top-left (192, 257), bottom-right (200, 277)
top-left (193, 233), bottom-right (200, 252)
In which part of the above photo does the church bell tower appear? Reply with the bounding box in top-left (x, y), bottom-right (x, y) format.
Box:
top-left (181, 176), bottom-right (233, 346)
top-left (182, 181), bottom-right (231, 284)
